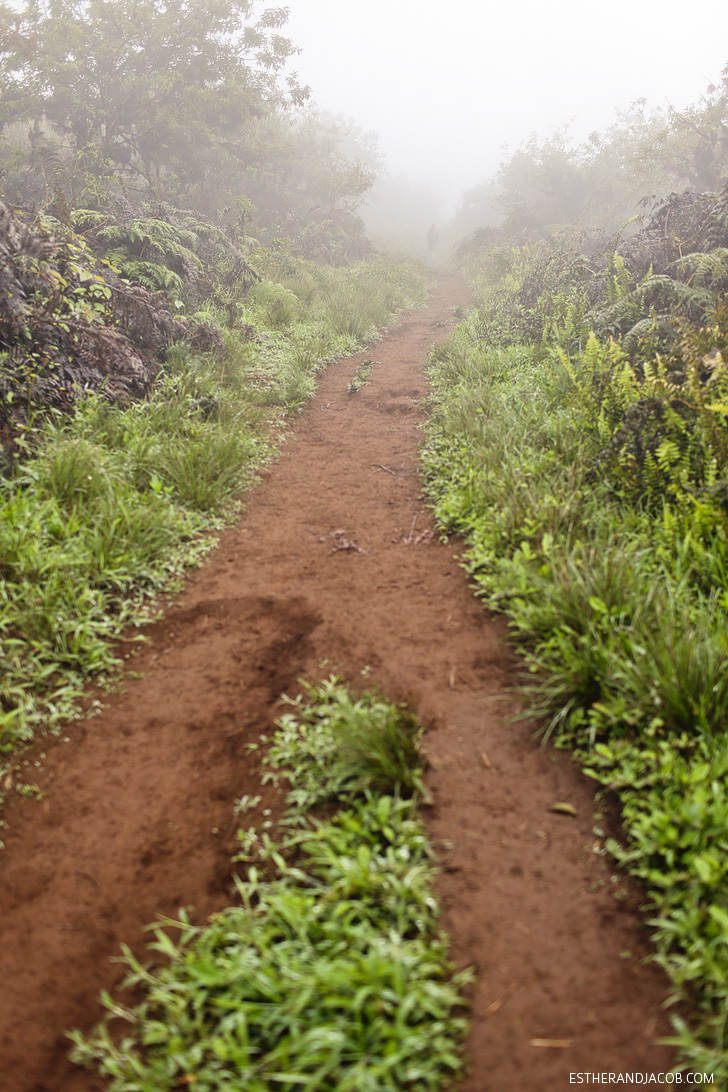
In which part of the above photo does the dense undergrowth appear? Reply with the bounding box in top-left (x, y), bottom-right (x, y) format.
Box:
top-left (424, 207), bottom-right (728, 1079)
top-left (70, 679), bottom-right (470, 1091)
top-left (0, 228), bottom-right (429, 791)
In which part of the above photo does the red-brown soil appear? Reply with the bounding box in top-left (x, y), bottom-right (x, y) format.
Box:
top-left (0, 274), bottom-right (674, 1092)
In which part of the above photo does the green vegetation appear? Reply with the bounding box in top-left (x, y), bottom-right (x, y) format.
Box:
top-left (69, 680), bottom-right (470, 1091)
top-left (347, 358), bottom-right (375, 394)
top-left (423, 189), bottom-right (728, 1078)
top-left (5, 0), bottom-right (728, 1078)
top-left (266, 678), bottom-right (425, 809)
top-left (0, 246), bottom-right (428, 776)
top-left (1, 9), bottom-right (463, 1084)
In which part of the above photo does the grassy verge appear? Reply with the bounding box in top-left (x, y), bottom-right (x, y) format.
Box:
top-left (0, 256), bottom-right (430, 794)
top-left (69, 679), bottom-right (470, 1091)
top-left (421, 317), bottom-right (728, 1080)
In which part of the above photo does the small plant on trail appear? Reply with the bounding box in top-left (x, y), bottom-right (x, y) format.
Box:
top-left (347, 358), bottom-right (375, 394)
top-left (266, 677), bottom-right (425, 811)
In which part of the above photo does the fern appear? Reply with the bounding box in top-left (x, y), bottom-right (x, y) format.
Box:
top-left (541, 289), bottom-right (588, 347)
top-left (603, 251), bottom-right (633, 304)
top-left (113, 259), bottom-right (183, 292)
top-left (32, 146), bottom-right (65, 191)
top-left (98, 219), bottom-right (200, 267)
top-left (639, 274), bottom-right (716, 317)
top-left (71, 209), bottom-right (109, 231)
top-left (586, 294), bottom-right (643, 339)
top-left (622, 316), bottom-right (677, 355)
top-left (669, 248), bottom-right (728, 288)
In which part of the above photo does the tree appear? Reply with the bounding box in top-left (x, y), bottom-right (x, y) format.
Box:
top-left (242, 110), bottom-right (380, 262)
top-left (660, 68), bottom-right (728, 191)
top-left (495, 128), bottom-right (590, 234)
top-left (487, 78), bottom-right (728, 242)
top-left (0, 2), bottom-right (384, 263)
top-left (0, 0), bottom-right (309, 205)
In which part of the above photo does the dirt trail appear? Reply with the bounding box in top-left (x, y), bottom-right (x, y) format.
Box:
top-left (0, 274), bottom-right (674, 1092)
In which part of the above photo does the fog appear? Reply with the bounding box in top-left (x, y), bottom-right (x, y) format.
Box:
top-left (285, 0), bottom-right (728, 214)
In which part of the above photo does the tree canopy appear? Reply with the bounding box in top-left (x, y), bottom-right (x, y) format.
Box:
top-left (0, 0), bottom-right (380, 260)
top-left (1, 0), bottom-right (308, 201)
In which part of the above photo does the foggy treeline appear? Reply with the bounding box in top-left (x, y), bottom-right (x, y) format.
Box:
top-left (450, 74), bottom-right (728, 244)
top-left (2, 0), bottom-right (728, 261)
top-left (0, 0), bottom-right (380, 265)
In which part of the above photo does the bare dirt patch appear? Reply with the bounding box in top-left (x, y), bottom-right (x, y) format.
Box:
top-left (0, 274), bottom-right (673, 1091)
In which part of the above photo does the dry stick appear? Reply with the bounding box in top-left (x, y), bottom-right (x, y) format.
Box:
top-left (372, 463), bottom-right (417, 478)
top-left (405, 513), bottom-right (419, 544)
top-left (530, 1039), bottom-right (573, 1049)
top-left (483, 981), bottom-right (519, 1019)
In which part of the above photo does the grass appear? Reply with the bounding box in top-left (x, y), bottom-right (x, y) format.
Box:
top-left (422, 313), bottom-right (728, 1080)
top-left (347, 359), bottom-right (375, 395)
top-left (69, 680), bottom-right (470, 1091)
top-left (264, 677), bottom-right (425, 811)
top-left (0, 255), bottom-right (431, 789)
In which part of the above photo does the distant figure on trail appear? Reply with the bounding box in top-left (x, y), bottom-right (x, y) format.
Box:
top-left (427, 223), bottom-right (439, 262)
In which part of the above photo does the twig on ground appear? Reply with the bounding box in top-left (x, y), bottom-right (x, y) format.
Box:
top-left (406, 513), bottom-right (419, 544)
top-left (483, 981), bottom-right (519, 1018)
top-left (372, 463), bottom-right (417, 478)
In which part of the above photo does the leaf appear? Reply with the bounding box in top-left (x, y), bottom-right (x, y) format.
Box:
top-left (549, 802), bottom-right (577, 817)
top-left (708, 905), bottom-right (728, 932)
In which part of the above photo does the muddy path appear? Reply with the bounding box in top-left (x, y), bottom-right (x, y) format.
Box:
top-left (0, 274), bottom-right (674, 1091)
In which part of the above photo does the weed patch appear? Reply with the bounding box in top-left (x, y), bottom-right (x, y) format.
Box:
top-left (69, 681), bottom-right (470, 1091)
top-left (347, 358), bottom-right (375, 395)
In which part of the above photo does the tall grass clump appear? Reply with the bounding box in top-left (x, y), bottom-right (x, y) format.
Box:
top-left (70, 680), bottom-right (470, 1092)
top-left (266, 677), bottom-right (425, 811)
top-left (422, 260), bottom-right (728, 1079)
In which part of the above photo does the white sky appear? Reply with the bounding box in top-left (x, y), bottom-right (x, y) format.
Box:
top-left (284, 0), bottom-right (728, 209)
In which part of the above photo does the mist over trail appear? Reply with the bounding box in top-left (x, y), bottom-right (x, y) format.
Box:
top-left (286, 0), bottom-right (728, 235)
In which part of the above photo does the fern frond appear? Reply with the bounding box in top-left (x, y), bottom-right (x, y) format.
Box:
top-left (116, 259), bottom-right (183, 292)
top-left (640, 274), bottom-right (716, 315)
top-left (71, 209), bottom-right (108, 231)
top-left (668, 248), bottom-right (728, 287)
top-left (586, 294), bottom-right (643, 338)
top-left (622, 317), bottom-right (677, 354)
top-left (33, 146), bottom-right (64, 183)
